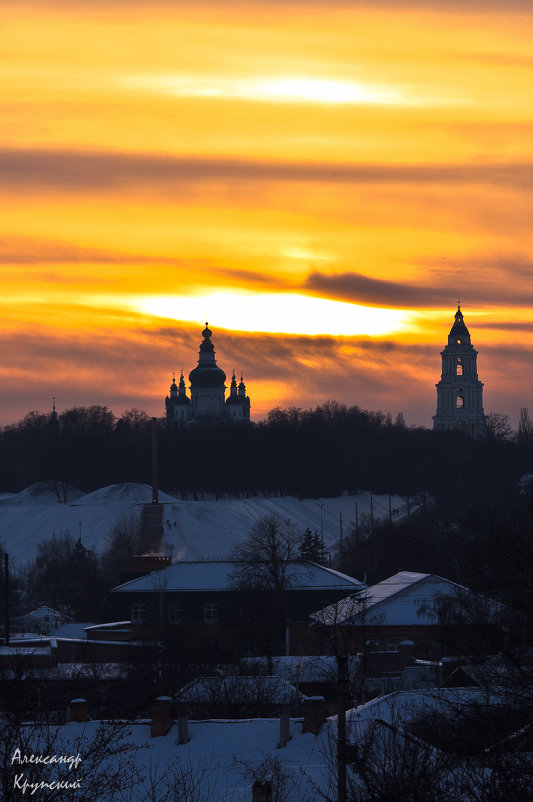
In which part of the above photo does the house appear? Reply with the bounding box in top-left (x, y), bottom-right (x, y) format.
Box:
top-left (17, 606), bottom-right (65, 634)
top-left (101, 559), bottom-right (365, 661)
top-left (311, 571), bottom-right (506, 660)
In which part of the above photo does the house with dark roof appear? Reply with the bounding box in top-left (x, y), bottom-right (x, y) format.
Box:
top-left (101, 560), bottom-right (365, 661)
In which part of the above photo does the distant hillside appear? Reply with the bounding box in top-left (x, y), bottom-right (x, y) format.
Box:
top-left (0, 482), bottom-right (403, 568)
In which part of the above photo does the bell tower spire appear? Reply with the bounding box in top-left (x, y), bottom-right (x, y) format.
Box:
top-left (433, 305), bottom-right (487, 437)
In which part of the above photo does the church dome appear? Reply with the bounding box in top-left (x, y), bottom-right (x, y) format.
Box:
top-left (188, 323), bottom-right (226, 388)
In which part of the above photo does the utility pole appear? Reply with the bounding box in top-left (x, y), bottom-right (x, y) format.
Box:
top-left (337, 654), bottom-right (348, 802)
top-left (4, 553), bottom-right (9, 646)
top-left (318, 502), bottom-right (324, 543)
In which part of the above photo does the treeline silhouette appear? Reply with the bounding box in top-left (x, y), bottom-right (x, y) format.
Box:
top-left (1, 402), bottom-right (532, 504)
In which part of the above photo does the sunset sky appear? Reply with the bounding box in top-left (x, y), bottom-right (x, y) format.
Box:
top-left (2, 0), bottom-right (533, 427)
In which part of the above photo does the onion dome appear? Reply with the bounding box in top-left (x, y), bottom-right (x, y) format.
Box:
top-left (226, 371), bottom-right (241, 405)
top-left (176, 371), bottom-right (190, 405)
top-left (169, 373), bottom-right (178, 398)
top-left (238, 373), bottom-right (247, 398)
top-left (188, 323), bottom-right (226, 388)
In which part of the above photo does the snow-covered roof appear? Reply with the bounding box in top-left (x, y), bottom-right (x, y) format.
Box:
top-left (362, 572), bottom-right (431, 604)
top-left (176, 676), bottom-right (305, 704)
top-left (242, 655), bottom-right (361, 683)
top-left (0, 644), bottom-right (52, 656)
top-left (312, 571), bottom-right (463, 626)
top-left (20, 606), bottom-right (63, 626)
top-left (346, 687), bottom-right (505, 727)
top-left (111, 560), bottom-right (364, 593)
top-left (14, 684), bottom-right (515, 801)
top-left (18, 717), bottom-right (328, 800)
top-left (84, 621), bottom-right (131, 631)
top-left (21, 606), bottom-right (64, 622)
top-left (50, 622), bottom-right (97, 639)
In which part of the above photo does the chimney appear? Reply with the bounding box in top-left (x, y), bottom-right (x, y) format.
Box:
top-left (399, 640), bottom-right (415, 665)
top-left (176, 716), bottom-right (189, 745)
top-left (301, 696), bottom-right (326, 735)
top-left (278, 710), bottom-right (290, 748)
top-left (151, 696), bottom-right (173, 738)
top-left (69, 698), bottom-right (88, 723)
top-left (151, 417), bottom-right (159, 504)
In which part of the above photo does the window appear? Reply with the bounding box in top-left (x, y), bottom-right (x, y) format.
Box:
top-left (456, 363), bottom-right (463, 375)
top-left (204, 603), bottom-right (219, 623)
top-left (457, 396), bottom-right (464, 409)
top-left (387, 638), bottom-right (403, 652)
top-left (131, 603), bottom-right (146, 623)
top-left (205, 634), bottom-right (219, 652)
top-left (167, 603), bottom-right (182, 624)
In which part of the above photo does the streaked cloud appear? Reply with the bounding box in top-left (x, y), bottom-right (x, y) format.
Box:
top-left (306, 259), bottom-right (533, 309)
top-left (3, 148), bottom-right (533, 192)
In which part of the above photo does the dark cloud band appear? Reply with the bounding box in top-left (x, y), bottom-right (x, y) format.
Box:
top-left (2, 148), bottom-right (533, 193)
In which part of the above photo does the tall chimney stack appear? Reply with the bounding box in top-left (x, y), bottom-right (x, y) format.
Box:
top-left (151, 417), bottom-right (159, 504)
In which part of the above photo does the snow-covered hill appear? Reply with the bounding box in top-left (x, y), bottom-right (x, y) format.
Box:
top-left (0, 482), bottom-right (405, 568)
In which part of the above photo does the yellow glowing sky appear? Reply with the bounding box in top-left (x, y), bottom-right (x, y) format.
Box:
top-left (2, 1), bottom-right (533, 426)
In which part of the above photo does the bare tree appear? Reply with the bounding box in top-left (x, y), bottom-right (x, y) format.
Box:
top-left (486, 412), bottom-right (513, 441)
top-left (141, 753), bottom-right (222, 802)
top-left (236, 754), bottom-right (315, 802)
top-left (1, 715), bottom-right (140, 802)
top-left (517, 406), bottom-right (533, 447)
top-left (229, 515), bottom-right (301, 591)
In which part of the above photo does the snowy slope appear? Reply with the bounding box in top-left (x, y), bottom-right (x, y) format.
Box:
top-left (0, 482), bottom-right (404, 568)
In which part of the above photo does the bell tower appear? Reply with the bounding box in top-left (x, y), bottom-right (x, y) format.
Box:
top-left (433, 305), bottom-right (487, 437)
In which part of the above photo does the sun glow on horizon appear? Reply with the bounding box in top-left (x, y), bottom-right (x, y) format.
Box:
top-left (123, 73), bottom-right (424, 106)
top-left (137, 291), bottom-right (411, 337)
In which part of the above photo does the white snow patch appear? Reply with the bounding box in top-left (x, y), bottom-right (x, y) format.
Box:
top-left (0, 484), bottom-right (404, 567)
top-left (1, 481), bottom-right (85, 505)
top-left (82, 483), bottom-right (177, 504)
